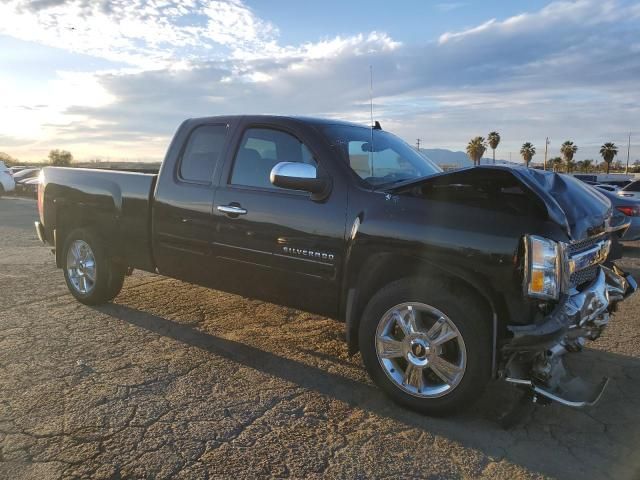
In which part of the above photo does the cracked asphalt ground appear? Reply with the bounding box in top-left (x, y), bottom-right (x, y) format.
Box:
top-left (1, 197), bottom-right (640, 480)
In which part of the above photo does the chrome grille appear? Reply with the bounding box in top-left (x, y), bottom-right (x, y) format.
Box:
top-left (567, 235), bottom-right (605, 255)
top-left (566, 235), bottom-right (609, 288)
top-left (570, 265), bottom-right (599, 288)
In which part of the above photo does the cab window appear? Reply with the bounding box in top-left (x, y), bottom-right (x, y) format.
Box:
top-left (230, 128), bottom-right (316, 190)
top-left (179, 125), bottom-right (227, 183)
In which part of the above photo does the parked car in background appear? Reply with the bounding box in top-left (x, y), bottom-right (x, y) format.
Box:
top-left (618, 180), bottom-right (640, 200)
top-left (597, 188), bottom-right (640, 241)
top-left (574, 173), bottom-right (633, 188)
top-left (606, 180), bottom-right (633, 188)
top-left (20, 177), bottom-right (41, 198)
top-left (12, 168), bottom-right (40, 195)
top-left (9, 166), bottom-right (28, 175)
top-left (594, 184), bottom-right (619, 193)
top-left (0, 161), bottom-right (16, 196)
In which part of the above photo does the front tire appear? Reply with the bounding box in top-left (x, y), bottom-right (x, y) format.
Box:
top-left (62, 228), bottom-right (126, 305)
top-left (359, 277), bottom-right (491, 415)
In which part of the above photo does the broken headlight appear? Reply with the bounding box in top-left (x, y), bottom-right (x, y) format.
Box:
top-left (524, 235), bottom-right (561, 300)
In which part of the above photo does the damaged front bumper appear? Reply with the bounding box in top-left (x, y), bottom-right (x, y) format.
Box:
top-left (503, 265), bottom-right (637, 407)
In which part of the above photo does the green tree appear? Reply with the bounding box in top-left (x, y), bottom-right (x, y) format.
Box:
top-left (0, 152), bottom-right (18, 166)
top-left (550, 156), bottom-right (564, 172)
top-left (560, 141), bottom-right (578, 166)
top-left (487, 131), bottom-right (500, 165)
top-left (466, 136), bottom-right (487, 166)
top-left (599, 142), bottom-right (618, 174)
top-left (520, 142), bottom-right (536, 168)
top-left (48, 149), bottom-right (73, 166)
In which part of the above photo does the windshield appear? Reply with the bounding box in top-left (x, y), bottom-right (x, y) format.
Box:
top-left (322, 125), bottom-right (441, 187)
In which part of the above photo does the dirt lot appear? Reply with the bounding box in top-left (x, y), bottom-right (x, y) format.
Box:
top-left (1, 196), bottom-right (640, 479)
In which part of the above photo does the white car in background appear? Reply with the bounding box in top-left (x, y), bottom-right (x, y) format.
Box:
top-left (617, 180), bottom-right (640, 200)
top-left (0, 161), bottom-right (16, 197)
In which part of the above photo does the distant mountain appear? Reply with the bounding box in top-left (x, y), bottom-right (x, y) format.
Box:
top-left (420, 148), bottom-right (517, 168)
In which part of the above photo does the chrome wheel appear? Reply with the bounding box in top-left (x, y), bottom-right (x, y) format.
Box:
top-left (66, 240), bottom-right (96, 295)
top-left (375, 302), bottom-right (467, 398)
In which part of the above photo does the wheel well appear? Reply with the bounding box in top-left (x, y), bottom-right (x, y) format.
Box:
top-left (346, 254), bottom-right (502, 361)
top-left (54, 208), bottom-right (119, 268)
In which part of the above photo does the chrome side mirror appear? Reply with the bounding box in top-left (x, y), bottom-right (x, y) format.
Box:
top-left (270, 162), bottom-right (329, 196)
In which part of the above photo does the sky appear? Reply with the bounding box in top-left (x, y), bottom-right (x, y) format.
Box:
top-left (0, 0), bottom-right (639, 164)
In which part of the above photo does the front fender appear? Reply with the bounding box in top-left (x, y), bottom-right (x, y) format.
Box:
top-left (342, 247), bottom-right (506, 376)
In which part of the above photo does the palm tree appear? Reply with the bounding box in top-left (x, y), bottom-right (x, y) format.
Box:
top-left (560, 141), bottom-right (578, 167)
top-left (550, 156), bottom-right (564, 172)
top-left (487, 131), bottom-right (501, 164)
top-left (520, 142), bottom-right (536, 168)
top-left (466, 136), bottom-right (487, 166)
top-left (582, 159), bottom-right (593, 173)
top-left (599, 142), bottom-right (618, 174)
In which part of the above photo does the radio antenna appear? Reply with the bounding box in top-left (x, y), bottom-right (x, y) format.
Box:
top-left (369, 65), bottom-right (374, 128)
top-left (369, 65), bottom-right (374, 176)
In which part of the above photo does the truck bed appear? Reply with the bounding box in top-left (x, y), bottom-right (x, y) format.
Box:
top-left (40, 167), bottom-right (158, 272)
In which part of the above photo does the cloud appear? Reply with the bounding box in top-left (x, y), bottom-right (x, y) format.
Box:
top-left (0, 134), bottom-right (34, 147)
top-left (438, 0), bottom-right (626, 44)
top-left (434, 2), bottom-right (468, 13)
top-left (1, 0), bottom-right (639, 162)
top-left (22, 0), bottom-right (68, 11)
top-left (0, 0), bottom-right (281, 69)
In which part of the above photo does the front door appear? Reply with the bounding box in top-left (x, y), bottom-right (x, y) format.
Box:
top-left (213, 123), bottom-right (347, 317)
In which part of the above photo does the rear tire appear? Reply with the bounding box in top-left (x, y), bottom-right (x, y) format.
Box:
top-left (62, 228), bottom-right (126, 305)
top-left (359, 277), bottom-right (491, 415)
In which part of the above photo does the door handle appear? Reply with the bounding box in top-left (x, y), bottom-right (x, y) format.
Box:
top-left (217, 204), bottom-right (248, 216)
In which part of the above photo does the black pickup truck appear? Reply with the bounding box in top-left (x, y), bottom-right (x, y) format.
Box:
top-left (35, 115), bottom-right (637, 415)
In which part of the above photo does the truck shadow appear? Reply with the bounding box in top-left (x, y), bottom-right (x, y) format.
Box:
top-left (96, 302), bottom-right (640, 480)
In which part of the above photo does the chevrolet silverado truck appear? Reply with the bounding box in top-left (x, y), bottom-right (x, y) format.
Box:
top-left (35, 115), bottom-right (637, 415)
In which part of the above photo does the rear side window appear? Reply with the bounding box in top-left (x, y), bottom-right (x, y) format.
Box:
top-left (179, 125), bottom-right (227, 183)
top-left (230, 128), bottom-right (316, 190)
top-left (625, 180), bottom-right (640, 192)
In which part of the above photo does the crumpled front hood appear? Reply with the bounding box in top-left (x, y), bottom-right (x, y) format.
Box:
top-left (508, 167), bottom-right (613, 240)
top-left (390, 166), bottom-right (613, 241)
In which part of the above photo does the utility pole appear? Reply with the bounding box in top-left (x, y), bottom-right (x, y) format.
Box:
top-left (416, 138), bottom-right (421, 151)
top-left (626, 132), bottom-right (631, 174)
top-left (543, 137), bottom-right (550, 171)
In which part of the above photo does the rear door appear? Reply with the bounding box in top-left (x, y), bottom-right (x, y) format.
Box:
top-left (212, 119), bottom-right (348, 317)
top-left (152, 122), bottom-right (230, 285)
